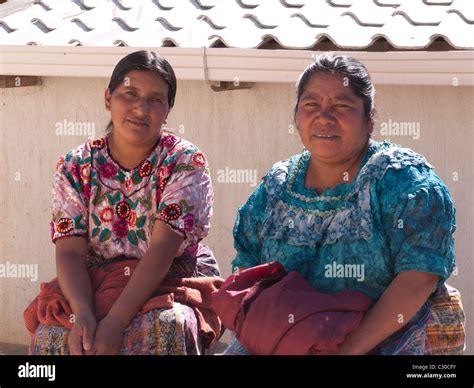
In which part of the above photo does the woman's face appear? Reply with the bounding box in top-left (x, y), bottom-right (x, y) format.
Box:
top-left (295, 72), bottom-right (372, 165)
top-left (105, 70), bottom-right (170, 146)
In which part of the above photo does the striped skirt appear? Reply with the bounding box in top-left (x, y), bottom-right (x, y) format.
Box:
top-left (30, 303), bottom-right (200, 355)
top-left (424, 283), bottom-right (465, 355)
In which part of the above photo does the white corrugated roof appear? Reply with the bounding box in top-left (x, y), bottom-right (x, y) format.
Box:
top-left (0, 0), bottom-right (473, 49)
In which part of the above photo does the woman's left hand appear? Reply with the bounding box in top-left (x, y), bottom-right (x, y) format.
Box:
top-left (87, 315), bottom-right (125, 355)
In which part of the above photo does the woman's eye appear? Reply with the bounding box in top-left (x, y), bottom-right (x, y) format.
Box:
top-left (151, 97), bottom-right (163, 103)
top-left (125, 91), bottom-right (136, 97)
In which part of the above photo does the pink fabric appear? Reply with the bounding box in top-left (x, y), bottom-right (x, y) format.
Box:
top-left (212, 261), bottom-right (373, 355)
top-left (213, 261), bottom-right (287, 333)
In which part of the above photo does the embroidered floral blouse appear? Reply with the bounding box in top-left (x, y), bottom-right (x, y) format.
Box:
top-left (50, 131), bottom-right (213, 264)
top-left (232, 141), bottom-right (456, 300)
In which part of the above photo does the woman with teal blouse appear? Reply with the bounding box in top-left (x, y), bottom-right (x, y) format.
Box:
top-left (224, 53), bottom-right (464, 355)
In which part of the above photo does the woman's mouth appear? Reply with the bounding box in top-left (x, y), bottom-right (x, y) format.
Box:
top-left (127, 119), bottom-right (148, 127)
top-left (313, 134), bottom-right (339, 139)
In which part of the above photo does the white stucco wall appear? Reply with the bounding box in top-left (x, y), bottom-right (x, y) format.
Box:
top-left (0, 76), bottom-right (472, 353)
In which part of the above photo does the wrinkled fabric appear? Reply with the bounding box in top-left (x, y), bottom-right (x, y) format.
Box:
top-left (213, 262), bottom-right (372, 355)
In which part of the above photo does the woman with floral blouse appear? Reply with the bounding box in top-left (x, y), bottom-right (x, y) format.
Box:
top-left (25, 50), bottom-right (220, 355)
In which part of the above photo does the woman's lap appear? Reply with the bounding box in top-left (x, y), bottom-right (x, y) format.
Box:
top-left (29, 303), bottom-right (200, 355)
top-left (223, 284), bottom-right (466, 355)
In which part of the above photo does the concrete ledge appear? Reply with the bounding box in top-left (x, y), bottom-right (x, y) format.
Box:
top-left (0, 342), bottom-right (29, 355)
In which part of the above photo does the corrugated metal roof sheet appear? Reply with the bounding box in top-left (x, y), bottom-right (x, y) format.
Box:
top-left (0, 0), bottom-right (473, 49)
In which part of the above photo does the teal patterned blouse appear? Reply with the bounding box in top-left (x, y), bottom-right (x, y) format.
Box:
top-left (232, 141), bottom-right (456, 300)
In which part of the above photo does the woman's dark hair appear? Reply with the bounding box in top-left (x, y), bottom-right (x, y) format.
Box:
top-left (294, 53), bottom-right (375, 128)
top-left (106, 50), bottom-right (177, 131)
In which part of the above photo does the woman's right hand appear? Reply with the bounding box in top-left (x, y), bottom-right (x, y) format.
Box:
top-left (68, 308), bottom-right (97, 355)
top-left (55, 236), bottom-right (95, 355)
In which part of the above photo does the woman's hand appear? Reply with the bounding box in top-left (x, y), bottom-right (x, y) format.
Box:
top-left (88, 315), bottom-right (125, 355)
top-left (68, 308), bottom-right (97, 355)
top-left (332, 271), bottom-right (438, 356)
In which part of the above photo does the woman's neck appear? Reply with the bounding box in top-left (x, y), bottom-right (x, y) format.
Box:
top-left (306, 141), bottom-right (370, 194)
top-left (108, 132), bottom-right (159, 171)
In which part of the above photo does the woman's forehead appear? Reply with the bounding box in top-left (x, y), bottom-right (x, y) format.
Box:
top-left (122, 70), bottom-right (167, 90)
top-left (302, 73), bottom-right (358, 99)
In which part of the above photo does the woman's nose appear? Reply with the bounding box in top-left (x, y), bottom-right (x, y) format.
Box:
top-left (133, 97), bottom-right (150, 114)
top-left (315, 107), bottom-right (335, 124)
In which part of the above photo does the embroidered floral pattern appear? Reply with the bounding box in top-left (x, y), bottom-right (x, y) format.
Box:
top-left (128, 211), bottom-right (137, 228)
top-left (192, 152), bottom-right (206, 168)
top-left (51, 131), bottom-right (213, 260)
top-left (99, 206), bottom-right (114, 224)
top-left (80, 164), bottom-right (91, 180)
top-left (116, 201), bottom-right (131, 220)
top-left (56, 157), bottom-right (65, 172)
top-left (158, 167), bottom-right (171, 191)
top-left (124, 176), bottom-right (133, 193)
top-left (55, 218), bottom-right (74, 234)
top-left (182, 214), bottom-right (195, 232)
top-left (89, 138), bottom-right (105, 149)
top-left (160, 203), bottom-right (182, 221)
top-left (139, 160), bottom-right (152, 177)
top-left (99, 162), bottom-right (118, 179)
top-left (161, 134), bottom-right (178, 148)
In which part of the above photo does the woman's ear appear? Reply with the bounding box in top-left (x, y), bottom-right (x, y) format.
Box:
top-left (367, 121), bottom-right (374, 136)
top-left (104, 89), bottom-right (111, 111)
top-left (163, 109), bottom-right (171, 125)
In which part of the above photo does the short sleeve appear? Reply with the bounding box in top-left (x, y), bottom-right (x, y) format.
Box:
top-left (50, 154), bottom-right (89, 242)
top-left (380, 164), bottom-right (456, 284)
top-left (155, 148), bottom-right (213, 256)
top-left (231, 182), bottom-right (268, 270)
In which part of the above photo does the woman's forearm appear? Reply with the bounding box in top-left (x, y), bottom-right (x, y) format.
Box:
top-left (106, 222), bottom-right (183, 330)
top-left (106, 245), bottom-right (173, 329)
top-left (56, 250), bottom-right (93, 314)
top-left (336, 271), bottom-right (438, 355)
